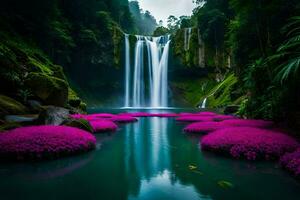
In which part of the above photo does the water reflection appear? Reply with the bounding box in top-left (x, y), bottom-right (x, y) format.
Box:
top-left (129, 170), bottom-right (211, 200)
top-left (1, 112), bottom-right (300, 200)
top-left (123, 117), bottom-right (209, 199)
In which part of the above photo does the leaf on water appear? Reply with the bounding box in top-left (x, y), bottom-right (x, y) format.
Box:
top-left (217, 180), bottom-right (234, 189)
top-left (188, 165), bottom-right (197, 170)
top-left (192, 170), bottom-right (203, 175)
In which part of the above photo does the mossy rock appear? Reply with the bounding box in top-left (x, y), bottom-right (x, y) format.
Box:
top-left (0, 95), bottom-right (28, 117)
top-left (63, 119), bottom-right (93, 133)
top-left (68, 99), bottom-right (81, 107)
top-left (27, 57), bottom-right (53, 75)
top-left (25, 72), bottom-right (69, 107)
top-left (68, 88), bottom-right (82, 107)
top-left (0, 122), bottom-right (22, 132)
top-left (79, 102), bottom-right (87, 111)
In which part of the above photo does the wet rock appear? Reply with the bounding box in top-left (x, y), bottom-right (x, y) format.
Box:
top-left (27, 100), bottom-right (42, 112)
top-left (38, 106), bottom-right (69, 125)
top-left (5, 115), bottom-right (38, 123)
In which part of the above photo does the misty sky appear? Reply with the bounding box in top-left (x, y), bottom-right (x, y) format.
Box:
top-left (137, 0), bottom-right (197, 26)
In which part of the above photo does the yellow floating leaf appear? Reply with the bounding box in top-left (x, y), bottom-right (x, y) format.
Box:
top-left (217, 180), bottom-right (234, 189)
top-left (188, 165), bottom-right (197, 170)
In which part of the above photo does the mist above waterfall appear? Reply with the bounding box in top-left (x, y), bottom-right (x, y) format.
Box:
top-left (124, 34), bottom-right (171, 108)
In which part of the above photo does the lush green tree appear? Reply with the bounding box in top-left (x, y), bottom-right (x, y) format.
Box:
top-left (129, 1), bottom-right (157, 35)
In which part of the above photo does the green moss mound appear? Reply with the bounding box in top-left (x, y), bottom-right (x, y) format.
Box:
top-left (0, 95), bottom-right (28, 117)
top-left (63, 119), bottom-right (93, 133)
top-left (0, 122), bottom-right (22, 132)
top-left (25, 72), bottom-right (69, 107)
top-left (203, 74), bottom-right (238, 108)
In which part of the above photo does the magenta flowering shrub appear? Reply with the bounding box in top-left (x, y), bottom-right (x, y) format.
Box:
top-left (176, 116), bottom-right (214, 122)
top-left (90, 120), bottom-right (118, 133)
top-left (149, 113), bottom-right (179, 117)
top-left (89, 113), bottom-right (116, 118)
top-left (70, 114), bottom-right (85, 119)
top-left (0, 126), bottom-right (96, 161)
top-left (197, 111), bottom-right (218, 116)
top-left (119, 112), bottom-right (152, 117)
top-left (71, 113), bottom-right (116, 121)
top-left (110, 116), bottom-right (138, 123)
top-left (179, 112), bottom-right (217, 117)
top-left (184, 122), bottom-right (229, 133)
top-left (280, 148), bottom-right (300, 177)
top-left (201, 127), bottom-right (299, 160)
top-left (221, 119), bottom-right (274, 128)
top-left (213, 115), bottom-right (237, 122)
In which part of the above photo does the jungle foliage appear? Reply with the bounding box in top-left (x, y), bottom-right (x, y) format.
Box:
top-left (169, 0), bottom-right (300, 124)
top-left (0, 0), bottom-right (143, 106)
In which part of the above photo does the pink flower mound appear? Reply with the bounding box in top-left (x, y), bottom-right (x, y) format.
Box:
top-left (179, 112), bottom-right (217, 117)
top-left (150, 113), bottom-right (179, 117)
top-left (221, 119), bottom-right (274, 128)
top-left (0, 126), bottom-right (96, 161)
top-left (213, 115), bottom-right (237, 122)
top-left (280, 148), bottom-right (300, 177)
top-left (90, 120), bottom-right (118, 132)
top-left (119, 112), bottom-right (152, 117)
top-left (184, 122), bottom-right (228, 133)
top-left (197, 111), bottom-right (218, 116)
top-left (176, 116), bottom-right (214, 122)
top-left (201, 127), bottom-right (299, 160)
top-left (70, 114), bottom-right (86, 119)
top-left (71, 113), bottom-right (116, 121)
top-left (89, 113), bottom-right (116, 118)
top-left (110, 116), bottom-right (138, 123)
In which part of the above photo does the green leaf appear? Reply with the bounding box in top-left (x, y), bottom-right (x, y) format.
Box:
top-left (217, 180), bottom-right (234, 189)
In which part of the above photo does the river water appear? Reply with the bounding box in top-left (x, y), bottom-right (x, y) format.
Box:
top-left (0, 109), bottom-right (299, 200)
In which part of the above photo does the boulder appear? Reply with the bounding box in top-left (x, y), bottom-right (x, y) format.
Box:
top-left (27, 100), bottom-right (42, 112)
top-left (25, 72), bottom-right (69, 107)
top-left (38, 106), bottom-right (69, 125)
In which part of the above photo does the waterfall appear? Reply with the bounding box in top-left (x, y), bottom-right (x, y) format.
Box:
top-left (184, 28), bottom-right (192, 51)
top-left (201, 98), bottom-right (207, 109)
top-left (124, 34), bottom-right (171, 108)
top-left (132, 36), bottom-right (145, 107)
top-left (124, 34), bottom-right (130, 107)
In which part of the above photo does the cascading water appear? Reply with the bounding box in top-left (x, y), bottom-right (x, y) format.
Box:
top-left (184, 28), bottom-right (192, 51)
top-left (132, 36), bottom-right (145, 107)
top-left (201, 98), bottom-right (207, 109)
top-left (124, 34), bottom-right (171, 108)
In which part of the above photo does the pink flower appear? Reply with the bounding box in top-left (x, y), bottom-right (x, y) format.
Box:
top-left (149, 113), bottom-right (179, 117)
top-left (179, 111), bottom-right (217, 117)
top-left (89, 120), bottom-right (118, 133)
top-left (201, 127), bottom-right (299, 160)
top-left (280, 148), bottom-right (300, 177)
top-left (0, 126), bottom-right (96, 161)
top-left (109, 116), bottom-right (138, 123)
top-left (184, 122), bottom-right (229, 133)
top-left (221, 119), bottom-right (274, 128)
top-left (118, 112), bottom-right (152, 117)
top-left (176, 116), bottom-right (214, 122)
